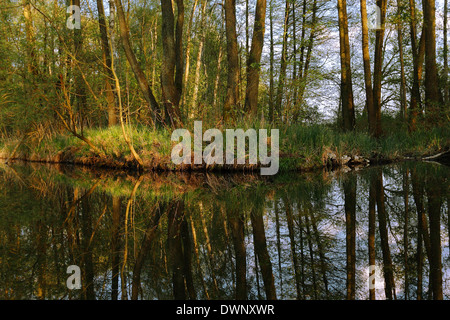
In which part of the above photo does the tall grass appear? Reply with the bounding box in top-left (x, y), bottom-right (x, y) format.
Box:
top-left (1, 120), bottom-right (448, 171)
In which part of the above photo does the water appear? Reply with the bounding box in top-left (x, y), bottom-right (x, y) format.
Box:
top-left (0, 161), bottom-right (448, 300)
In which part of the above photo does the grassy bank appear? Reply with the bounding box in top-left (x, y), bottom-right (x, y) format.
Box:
top-left (0, 123), bottom-right (448, 172)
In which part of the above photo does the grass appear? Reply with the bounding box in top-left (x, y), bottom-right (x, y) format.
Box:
top-left (0, 120), bottom-right (448, 172)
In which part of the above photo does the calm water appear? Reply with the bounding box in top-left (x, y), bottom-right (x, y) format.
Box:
top-left (0, 161), bottom-right (448, 300)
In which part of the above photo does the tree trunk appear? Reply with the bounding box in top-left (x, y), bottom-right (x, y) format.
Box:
top-left (294, 0), bottom-right (317, 122)
top-left (275, 0), bottom-right (290, 121)
top-left (372, 0), bottom-right (387, 137)
top-left (268, 0), bottom-right (274, 123)
top-left (337, 0), bottom-right (355, 131)
top-left (190, 0), bottom-right (208, 118)
top-left (360, 0), bottom-right (375, 135)
top-left (224, 0), bottom-right (240, 122)
top-left (96, 0), bottom-right (117, 126)
top-left (408, 0), bottom-right (426, 131)
top-left (244, 0), bottom-right (267, 117)
top-left (212, 41), bottom-right (223, 113)
top-left (114, 0), bottom-right (162, 125)
top-left (422, 0), bottom-right (441, 118)
top-left (23, 0), bottom-right (38, 77)
top-left (444, 0), bottom-right (449, 104)
top-left (397, 0), bottom-right (407, 120)
top-left (181, 0), bottom-right (199, 109)
top-left (160, 0), bottom-right (183, 127)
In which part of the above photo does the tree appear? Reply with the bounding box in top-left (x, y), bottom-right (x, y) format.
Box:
top-left (224, 0), bottom-right (240, 121)
top-left (275, 0), bottom-right (290, 121)
top-left (396, 0), bottom-right (407, 119)
top-left (114, 0), bottom-right (162, 126)
top-left (372, 0), bottom-right (387, 137)
top-left (422, 0), bottom-right (442, 119)
top-left (444, 0), bottom-right (449, 104)
top-left (160, 0), bottom-right (184, 127)
top-left (337, 0), bottom-right (355, 131)
top-left (408, 0), bottom-right (426, 131)
top-left (244, 0), bottom-right (267, 117)
top-left (360, 0), bottom-right (374, 134)
top-left (96, 0), bottom-right (116, 126)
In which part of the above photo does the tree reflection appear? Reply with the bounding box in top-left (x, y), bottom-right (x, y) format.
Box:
top-left (0, 162), bottom-right (448, 300)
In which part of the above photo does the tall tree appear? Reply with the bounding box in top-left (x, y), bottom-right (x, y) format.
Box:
top-left (444, 0), bottom-right (449, 104)
top-left (275, 0), bottom-right (290, 121)
top-left (268, 0), bottom-right (275, 123)
top-left (181, 0), bottom-right (200, 109)
top-left (360, 0), bottom-right (374, 134)
top-left (224, 0), bottom-right (240, 121)
top-left (244, 0), bottom-right (267, 117)
top-left (96, 0), bottom-right (117, 126)
top-left (422, 0), bottom-right (441, 118)
top-left (160, 0), bottom-right (184, 126)
top-left (408, 0), bottom-right (426, 131)
top-left (189, 0), bottom-right (208, 118)
top-left (292, 0), bottom-right (318, 123)
top-left (114, 0), bottom-right (162, 125)
top-left (337, 0), bottom-right (355, 131)
top-left (372, 0), bottom-right (387, 137)
top-left (396, 0), bottom-right (407, 119)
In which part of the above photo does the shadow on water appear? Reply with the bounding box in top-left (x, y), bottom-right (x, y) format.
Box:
top-left (0, 160), bottom-right (448, 300)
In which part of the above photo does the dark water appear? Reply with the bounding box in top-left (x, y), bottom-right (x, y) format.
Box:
top-left (0, 161), bottom-right (448, 300)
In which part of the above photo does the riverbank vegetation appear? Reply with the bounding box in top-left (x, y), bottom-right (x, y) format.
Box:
top-left (1, 116), bottom-right (448, 172)
top-left (0, 0), bottom-right (449, 171)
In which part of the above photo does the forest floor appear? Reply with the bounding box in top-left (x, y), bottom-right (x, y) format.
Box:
top-left (1, 123), bottom-right (449, 172)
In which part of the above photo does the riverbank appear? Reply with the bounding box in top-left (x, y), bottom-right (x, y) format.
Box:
top-left (1, 124), bottom-right (449, 172)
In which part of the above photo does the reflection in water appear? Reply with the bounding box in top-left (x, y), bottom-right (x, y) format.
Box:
top-left (0, 161), bottom-right (448, 300)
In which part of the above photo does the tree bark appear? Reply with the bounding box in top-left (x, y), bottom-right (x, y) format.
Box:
top-left (372, 0), bottom-right (387, 137)
top-left (244, 0), bottom-right (267, 117)
top-left (422, 0), bottom-right (441, 118)
top-left (181, 0), bottom-right (199, 109)
top-left (268, 0), bottom-right (274, 123)
top-left (96, 0), bottom-right (117, 126)
top-left (397, 0), bottom-right (407, 120)
top-left (408, 0), bottom-right (426, 131)
top-left (444, 0), bottom-right (449, 104)
top-left (190, 0), bottom-right (208, 118)
top-left (224, 0), bottom-right (240, 121)
top-left (360, 0), bottom-right (375, 134)
top-left (337, 0), bottom-right (355, 131)
top-left (160, 0), bottom-right (183, 126)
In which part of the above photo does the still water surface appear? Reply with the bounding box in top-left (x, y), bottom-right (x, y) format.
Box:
top-left (0, 161), bottom-right (448, 300)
